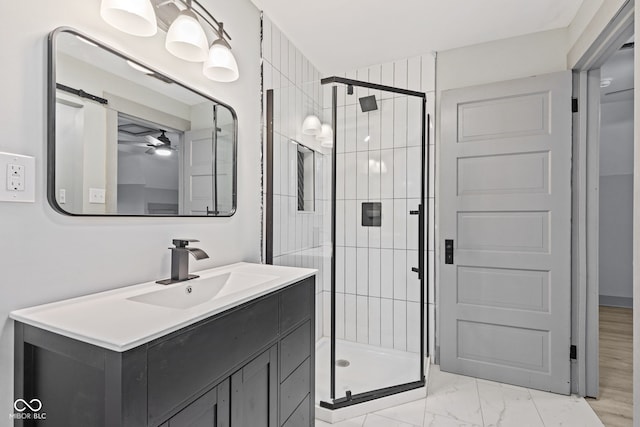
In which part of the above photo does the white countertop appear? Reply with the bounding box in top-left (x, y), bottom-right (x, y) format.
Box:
top-left (10, 262), bottom-right (316, 352)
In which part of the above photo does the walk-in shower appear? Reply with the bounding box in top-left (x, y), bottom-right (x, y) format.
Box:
top-left (265, 75), bottom-right (428, 417)
top-left (319, 76), bottom-right (427, 410)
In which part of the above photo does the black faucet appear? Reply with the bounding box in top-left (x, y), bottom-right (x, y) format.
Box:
top-left (157, 239), bottom-right (210, 285)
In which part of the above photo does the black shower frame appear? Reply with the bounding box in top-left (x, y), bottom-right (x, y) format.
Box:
top-left (319, 76), bottom-right (429, 410)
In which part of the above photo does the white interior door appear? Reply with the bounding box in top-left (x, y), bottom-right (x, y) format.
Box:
top-left (439, 71), bottom-right (572, 394)
top-left (183, 128), bottom-right (215, 215)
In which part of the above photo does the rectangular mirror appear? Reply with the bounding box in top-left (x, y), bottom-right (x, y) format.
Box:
top-left (48, 27), bottom-right (237, 216)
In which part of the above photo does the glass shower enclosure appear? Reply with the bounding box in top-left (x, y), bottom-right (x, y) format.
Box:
top-left (319, 77), bottom-right (428, 409)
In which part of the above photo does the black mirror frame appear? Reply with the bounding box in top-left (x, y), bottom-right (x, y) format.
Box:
top-left (47, 26), bottom-right (238, 217)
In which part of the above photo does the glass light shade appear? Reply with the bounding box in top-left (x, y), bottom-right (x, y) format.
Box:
top-left (203, 43), bottom-right (239, 82)
top-left (100, 0), bottom-right (157, 37)
top-left (155, 147), bottom-right (172, 156)
top-left (302, 115), bottom-right (322, 135)
top-left (317, 124), bottom-right (334, 147)
top-left (165, 10), bottom-right (209, 62)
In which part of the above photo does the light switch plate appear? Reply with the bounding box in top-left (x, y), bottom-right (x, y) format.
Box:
top-left (0, 152), bottom-right (35, 202)
top-left (89, 188), bottom-right (106, 204)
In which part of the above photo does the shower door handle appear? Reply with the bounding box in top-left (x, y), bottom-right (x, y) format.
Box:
top-left (409, 204), bottom-right (424, 280)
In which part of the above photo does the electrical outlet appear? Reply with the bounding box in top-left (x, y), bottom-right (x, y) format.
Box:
top-left (89, 188), bottom-right (106, 204)
top-left (8, 176), bottom-right (24, 191)
top-left (8, 164), bottom-right (24, 177)
top-left (7, 164), bottom-right (25, 191)
top-left (59, 189), bottom-right (66, 204)
top-left (0, 153), bottom-right (35, 202)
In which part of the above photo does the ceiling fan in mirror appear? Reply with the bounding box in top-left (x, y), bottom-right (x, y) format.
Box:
top-left (119, 129), bottom-right (177, 156)
top-left (144, 130), bottom-right (177, 156)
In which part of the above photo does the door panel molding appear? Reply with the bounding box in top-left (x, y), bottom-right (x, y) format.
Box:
top-left (439, 71), bottom-right (572, 394)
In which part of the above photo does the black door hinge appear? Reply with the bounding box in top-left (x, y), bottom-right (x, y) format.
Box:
top-left (572, 98), bottom-right (578, 113)
top-left (570, 345), bottom-right (577, 360)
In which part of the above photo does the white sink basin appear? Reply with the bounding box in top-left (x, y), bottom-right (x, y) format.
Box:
top-left (10, 262), bottom-right (316, 352)
top-left (128, 271), bottom-right (279, 309)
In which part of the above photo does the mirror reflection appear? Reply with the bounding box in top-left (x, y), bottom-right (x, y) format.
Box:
top-left (50, 28), bottom-right (237, 216)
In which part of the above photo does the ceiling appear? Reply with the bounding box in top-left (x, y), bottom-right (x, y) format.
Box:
top-left (252, 0), bottom-right (586, 74)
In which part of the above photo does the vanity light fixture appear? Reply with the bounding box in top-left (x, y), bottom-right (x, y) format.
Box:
top-left (100, 0), bottom-right (239, 82)
top-left (203, 22), bottom-right (239, 82)
top-left (302, 115), bottom-right (322, 136)
top-left (100, 0), bottom-right (158, 37)
top-left (165, 1), bottom-right (209, 62)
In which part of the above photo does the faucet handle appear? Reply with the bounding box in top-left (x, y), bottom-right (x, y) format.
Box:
top-left (172, 239), bottom-right (200, 248)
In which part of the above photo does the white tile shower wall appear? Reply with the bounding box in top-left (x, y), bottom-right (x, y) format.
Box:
top-left (323, 54), bottom-right (436, 356)
top-left (262, 15), bottom-right (330, 342)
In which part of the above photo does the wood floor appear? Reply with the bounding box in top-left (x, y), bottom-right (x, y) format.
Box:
top-left (586, 305), bottom-right (633, 426)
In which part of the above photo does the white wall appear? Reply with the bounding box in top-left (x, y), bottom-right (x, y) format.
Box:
top-left (599, 99), bottom-right (634, 304)
top-left (0, 0), bottom-right (261, 422)
top-left (436, 29), bottom-right (568, 92)
top-left (262, 15), bottom-right (329, 342)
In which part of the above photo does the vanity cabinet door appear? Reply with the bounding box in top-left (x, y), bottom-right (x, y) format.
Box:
top-left (165, 379), bottom-right (230, 427)
top-left (230, 345), bottom-right (278, 427)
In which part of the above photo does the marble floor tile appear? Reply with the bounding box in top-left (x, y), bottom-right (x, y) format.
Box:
top-left (423, 411), bottom-right (482, 427)
top-left (424, 366), bottom-right (483, 425)
top-left (373, 397), bottom-right (426, 426)
top-left (529, 389), bottom-right (604, 427)
top-left (315, 415), bottom-right (365, 427)
top-left (477, 380), bottom-right (544, 427)
top-left (315, 365), bottom-right (604, 427)
top-left (362, 413), bottom-right (418, 427)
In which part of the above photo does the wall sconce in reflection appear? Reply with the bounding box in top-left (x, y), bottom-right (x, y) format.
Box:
top-left (302, 115), bottom-right (322, 135)
top-left (302, 115), bottom-right (333, 148)
top-left (317, 124), bottom-right (334, 148)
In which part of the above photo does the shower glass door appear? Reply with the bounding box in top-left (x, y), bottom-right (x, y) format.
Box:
top-left (321, 77), bottom-right (427, 408)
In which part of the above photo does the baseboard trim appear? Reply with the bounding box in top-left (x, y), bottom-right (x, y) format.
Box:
top-left (599, 295), bottom-right (633, 308)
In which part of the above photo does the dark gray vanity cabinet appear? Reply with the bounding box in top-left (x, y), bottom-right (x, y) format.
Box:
top-left (14, 276), bottom-right (315, 427)
top-left (162, 378), bottom-right (230, 427)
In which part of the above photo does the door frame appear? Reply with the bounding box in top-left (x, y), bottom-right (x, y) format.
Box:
top-left (571, 0), bottom-right (634, 397)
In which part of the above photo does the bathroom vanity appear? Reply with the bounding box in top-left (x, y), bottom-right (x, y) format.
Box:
top-left (11, 263), bottom-right (315, 427)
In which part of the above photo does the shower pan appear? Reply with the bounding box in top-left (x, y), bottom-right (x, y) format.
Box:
top-left (265, 75), bottom-right (429, 420)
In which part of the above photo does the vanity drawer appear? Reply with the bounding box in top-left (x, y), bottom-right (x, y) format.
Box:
top-left (280, 357), bottom-right (310, 423)
top-left (280, 277), bottom-right (314, 332)
top-left (280, 320), bottom-right (311, 382)
top-left (147, 294), bottom-right (279, 424)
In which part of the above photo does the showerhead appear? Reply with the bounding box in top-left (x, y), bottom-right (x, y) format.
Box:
top-left (359, 95), bottom-right (378, 112)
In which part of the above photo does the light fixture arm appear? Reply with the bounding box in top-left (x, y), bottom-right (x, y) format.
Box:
top-left (174, 0), bottom-right (232, 41)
